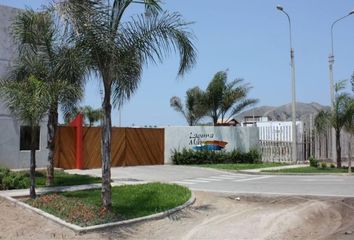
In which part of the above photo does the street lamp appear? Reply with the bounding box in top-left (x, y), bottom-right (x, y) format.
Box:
top-left (328, 10), bottom-right (354, 163)
top-left (276, 5), bottom-right (297, 164)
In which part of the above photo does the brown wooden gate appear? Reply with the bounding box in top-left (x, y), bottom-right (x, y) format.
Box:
top-left (54, 127), bottom-right (164, 169)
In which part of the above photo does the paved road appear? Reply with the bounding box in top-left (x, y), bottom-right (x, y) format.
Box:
top-left (67, 165), bottom-right (354, 197)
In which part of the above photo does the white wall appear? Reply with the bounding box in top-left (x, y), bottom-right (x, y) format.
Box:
top-left (0, 115), bottom-right (49, 169)
top-left (164, 126), bottom-right (259, 164)
top-left (0, 5), bottom-right (49, 169)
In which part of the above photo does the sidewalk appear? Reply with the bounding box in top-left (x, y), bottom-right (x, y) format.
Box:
top-left (239, 164), bottom-right (309, 173)
top-left (0, 181), bottom-right (149, 198)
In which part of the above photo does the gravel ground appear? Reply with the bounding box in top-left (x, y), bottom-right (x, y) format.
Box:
top-left (1, 191), bottom-right (354, 240)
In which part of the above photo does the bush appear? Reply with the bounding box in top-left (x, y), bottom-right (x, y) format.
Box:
top-left (172, 148), bottom-right (262, 165)
top-left (0, 167), bottom-right (29, 190)
top-left (309, 156), bottom-right (319, 168)
top-left (320, 162), bottom-right (327, 169)
top-left (330, 163), bottom-right (335, 168)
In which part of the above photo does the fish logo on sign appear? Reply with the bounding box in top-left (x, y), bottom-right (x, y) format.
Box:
top-left (192, 140), bottom-right (228, 151)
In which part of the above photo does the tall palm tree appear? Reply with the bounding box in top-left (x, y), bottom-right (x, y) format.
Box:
top-left (344, 111), bottom-right (354, 174)
top-left (315, 80), bottom-right (353, 168)
top-left (204, 71), bottom-right (258, 125)
top-left (56, 0), bottom-right (196, 210)
top-left (170, 87), bottom-right (206, 126)
top-left (11, 9), bottom-right (86, 186)
top-left (344, 76), bottom-right (354, 172)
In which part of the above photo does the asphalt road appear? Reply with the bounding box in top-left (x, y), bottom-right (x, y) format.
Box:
top-left (67, 165), bottom-right (354, 197)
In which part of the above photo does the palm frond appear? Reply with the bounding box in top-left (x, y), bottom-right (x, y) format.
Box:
top-left (118, 12), bottom-right (196, 76)
top-left (230, 99), bottom-right (259, 118)
top-left (170, 96), bottom-right (185, 115)
top-left (314, 110), bottom-right (332, 134)
top-left (0, 76), bottom-right (51, 125)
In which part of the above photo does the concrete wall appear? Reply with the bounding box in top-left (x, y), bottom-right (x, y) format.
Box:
top-left (0, 5), bottom-right (49, 169)
top-left (164, 126), bottom-right (259, 164)
top-left (0, 4), bottom-right (19, 79)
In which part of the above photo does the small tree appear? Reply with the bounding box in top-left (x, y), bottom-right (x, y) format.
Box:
top-left (204, 71), bottom-right (258, 125)
top-left (0, 76), bottom-right (50, 198)
top-left (170, 87), bottom-right (206, 126)
top-left (11, 9), bottom-right (86, 186)
top-left (315, 80), bottom-right (353, 168)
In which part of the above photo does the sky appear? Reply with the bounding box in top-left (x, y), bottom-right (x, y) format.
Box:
top-left (1, 0), bottom-right (354, 126)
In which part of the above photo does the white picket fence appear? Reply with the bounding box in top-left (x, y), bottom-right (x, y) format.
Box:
top-left (260, 127), bottom-right (353, 163)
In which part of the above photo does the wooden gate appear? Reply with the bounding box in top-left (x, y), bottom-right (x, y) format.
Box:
top-left (54, 127), bottom-right (164, 169)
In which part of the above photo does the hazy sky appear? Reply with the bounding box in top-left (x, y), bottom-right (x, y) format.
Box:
top-left (1, 0), bottom-right (354, 126)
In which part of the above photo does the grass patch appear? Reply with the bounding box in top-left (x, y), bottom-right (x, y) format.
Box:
top-left (197, 162), bottom-right (285, 171)
top-left (263, 166), bottom-right (353, 173)
top-left (33, 170), bottom-right (101, 187)
top-left (26, 183), bottom-right (191, 226)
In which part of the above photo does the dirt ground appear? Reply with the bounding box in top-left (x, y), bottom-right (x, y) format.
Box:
top-left (1, 191), bottom-right (354, 240)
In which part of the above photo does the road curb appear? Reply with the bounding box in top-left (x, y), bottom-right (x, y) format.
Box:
top-left (2, 191), bottom-right (196, 234)
top-left (237, 170), bottom-right (351, 176)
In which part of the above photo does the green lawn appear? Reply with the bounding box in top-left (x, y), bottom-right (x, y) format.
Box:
top-left (196, 162), bottom-right (285, 171)
top-left (33, 170), bottom-right (101, 187)
top-left (263, 166), bottom-right (352, 174)
top-left (26, 183), bottom-right (191, 226)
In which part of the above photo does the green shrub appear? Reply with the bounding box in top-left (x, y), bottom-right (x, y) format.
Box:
top-left (172, 148), bottom-right (262, 165)
top-left (309, 156), bottom-right (319, 168)
top-left (330, 163), bottom-right (335, 168)
top-left (320, 162), bottom-right (327, 169)
top-left (0, 168), bottom-right (29, 190)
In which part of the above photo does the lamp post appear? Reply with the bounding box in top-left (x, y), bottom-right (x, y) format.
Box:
top-left (328, 10), bottom-right (354, 164)
top-left (276, 5), bottom-right (297, 164)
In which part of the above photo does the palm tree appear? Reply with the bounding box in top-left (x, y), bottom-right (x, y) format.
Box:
top-left (347, 73), bottom-right (354, 173)
top-left (204, 71), bottom-right (258, 125)
top-left (344, 93), bottom-right (354, 173)
top-left (56, 0), bottom-right (196, 210)
top-left (64, 105), bottom-right (103, 126)
top-left (315, 80), bottom-right (353, 168)
top-left (170, 87), bottom-right (206, 126)
top-left (82, 106), bottom-right (103, 126)
top-left (0, 76), bottom-right (77, 198)
top-left (11, 9), bottom-right (86, 186)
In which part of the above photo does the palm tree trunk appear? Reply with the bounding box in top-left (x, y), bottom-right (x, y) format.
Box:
top-left (101, 76), bottom-right (112, 211)
top-left (348, 135), bottom-right (352, 175)
top-left (30, 125), bottom-right (37, 199)
top-left (46, 104), bottom-right (58, 186)
top-left (213, 114), bottom-right (218, 126)
top-left (336, 129), bottom-right (341, 168)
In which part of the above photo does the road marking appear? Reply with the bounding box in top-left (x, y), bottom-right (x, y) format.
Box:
top-left (209, 176), bottom-right (238, 180)
top-left (182, 179), bottom-right (210, 183)
top-left (300, 179), bottom-right (344, 182)
top-left (219, 174), bottom-right (244, 177)
top-left (195, 177), bottom-right (223, 181)
top-left (173, 181), bottom-right (196, 185)
top-left (233, 176), bottom-right (273, 182)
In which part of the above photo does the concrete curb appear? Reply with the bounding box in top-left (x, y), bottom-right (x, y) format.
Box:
top-left (3, 192), bottom-right (196, 234)
top-left (236, 170), bottom-right (352, 176)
